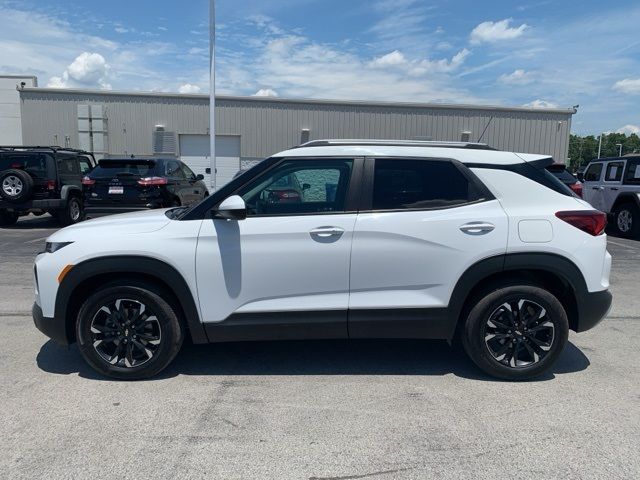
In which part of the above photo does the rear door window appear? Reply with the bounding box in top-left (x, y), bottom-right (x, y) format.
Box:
top-left (584, 163), bottom-right (603, 182)
top-left (165, 160), bottom-right (185, 179)
top-left (604, 162), bottom-right (624, 182)
top-left (371, 159), bottom-right (483, 210)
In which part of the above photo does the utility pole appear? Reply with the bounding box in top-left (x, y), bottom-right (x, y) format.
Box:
top-left (209, 0), bottom-right (216, 192)
top-left (597, 133), bottom-right (603, 159)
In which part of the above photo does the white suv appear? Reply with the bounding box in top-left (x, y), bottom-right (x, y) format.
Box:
top-left (33, 140), bottom-right (612, 380)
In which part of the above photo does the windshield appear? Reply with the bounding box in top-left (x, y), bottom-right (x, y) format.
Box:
top-left (0, 153), bottom-right (50, 178)
top-left (91, 161), bottom-right (156, 178)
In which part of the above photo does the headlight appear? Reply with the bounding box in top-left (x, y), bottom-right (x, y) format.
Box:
top-left (45, 241), bottom-right (74, 253)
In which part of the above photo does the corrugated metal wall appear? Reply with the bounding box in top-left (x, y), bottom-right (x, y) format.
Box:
top-left (19, 89), bottom-right (573, 161)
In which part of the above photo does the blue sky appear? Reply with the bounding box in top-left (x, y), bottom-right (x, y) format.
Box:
top-left (1, 0), bottom-right (639, 135)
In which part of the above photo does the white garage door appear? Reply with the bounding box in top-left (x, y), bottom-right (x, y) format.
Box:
top-left (179, 135), bottom-right (241, 191)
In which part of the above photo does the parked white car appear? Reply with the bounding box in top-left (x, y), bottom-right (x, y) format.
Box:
top-left (582, 156), bottom-right (640, 238)
top-left (33, 140), bottom-right (612, 380)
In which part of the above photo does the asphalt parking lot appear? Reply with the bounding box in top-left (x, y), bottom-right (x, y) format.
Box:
top-left (1, 215), bottom-right (639, 480)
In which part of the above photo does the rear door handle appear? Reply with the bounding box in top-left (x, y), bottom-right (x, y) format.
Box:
top-left (460, 222), bottom-right (495, 235)
top-left (310, 226), bottom-right (345, 238)
top-left (610, 187), bottom-right (619, 191)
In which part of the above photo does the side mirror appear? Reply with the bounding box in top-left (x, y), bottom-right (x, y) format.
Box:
top-left (302, 183), bottom-right (311, 190)
top-left (213, 195), bottom-right (247, 220)
top-left (577, 173), bottom-right (584, 182)
top-left (196, 174), bottom-right (204, 181)
top-left (205, 167), bottom-right (211, 174)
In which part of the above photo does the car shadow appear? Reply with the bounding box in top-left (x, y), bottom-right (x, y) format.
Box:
top-left (4, 214), bottom-right (60, 229)
top-left (36, 338), bottom-right (590, 382)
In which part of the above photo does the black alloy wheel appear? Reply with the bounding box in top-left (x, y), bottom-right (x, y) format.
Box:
top-left (76, 284), bottom-right (183, 379)
top-left (483, 299), bottom-right (554, 368)
top-left (462, 285), bottom-right (569, 380)
top-left (89, 298), bottom-right (162, 368)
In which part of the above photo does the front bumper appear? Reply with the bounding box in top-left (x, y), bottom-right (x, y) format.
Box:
top-left (32, 302), bottom-right (69, 345)
top-left (575, 289), bottom-right (612, 332)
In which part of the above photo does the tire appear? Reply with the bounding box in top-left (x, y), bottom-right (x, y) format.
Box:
top-left (0, 169), bottom-right (33, 203)
top-left (0, 209), bottom-right (19, 226)
top-left (613, 203), bottom-right (640, 239)
top-left (56, 195), bottom-right (84, 226)
top-left (461, 285), bottom-right (569, 381)
top-left (76, 284), bottom-right (184, 380)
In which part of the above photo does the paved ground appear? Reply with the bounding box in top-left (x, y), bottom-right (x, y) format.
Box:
top-left (1, 215), bottom-right (639, 479)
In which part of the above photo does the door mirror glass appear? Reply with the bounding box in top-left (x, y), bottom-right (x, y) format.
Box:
top-left (196, 174), bottom-right (204, 181)
top-left (213, 195), bottom-right (247, 220)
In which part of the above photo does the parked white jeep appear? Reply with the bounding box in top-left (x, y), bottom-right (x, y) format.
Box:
top-left (582, 156), bottom-right (640, 238)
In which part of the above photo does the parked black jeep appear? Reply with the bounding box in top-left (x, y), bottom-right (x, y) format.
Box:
top-left (0, 146), bottom-right (95, 227)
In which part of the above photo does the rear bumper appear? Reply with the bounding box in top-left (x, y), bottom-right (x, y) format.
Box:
top-left (32, 302), bottom-right (70, 345)
top-left (575, 289), bottom-right (612, 332)
top-left (0, 198), bottom-right (65, 211)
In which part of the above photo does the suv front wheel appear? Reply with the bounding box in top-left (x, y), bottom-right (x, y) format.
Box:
top-left (76, 284), bottom-right (184, 380)
top-left (462, 285), bottom-right (569, 380)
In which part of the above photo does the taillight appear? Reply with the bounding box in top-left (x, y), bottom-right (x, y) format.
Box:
top-left (81, 176), bottom-right (95, 186)
top-left (138, 176), bottom-right (168, 186)
top-left (45, 180), bottom-right (56, 191)
top-left (556, 210), bottom-right (606, 236)
top-left (570, 182), bottom-right (583, 198)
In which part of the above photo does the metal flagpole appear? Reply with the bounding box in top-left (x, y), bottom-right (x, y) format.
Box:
top-left (209, 0), bottom-right (216, 191)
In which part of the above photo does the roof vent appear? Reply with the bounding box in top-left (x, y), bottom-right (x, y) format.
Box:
top-left (153, 125), bottom-right (176, 154)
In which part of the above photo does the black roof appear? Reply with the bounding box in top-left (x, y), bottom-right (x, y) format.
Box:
top-left (0, 146), bottom-right (94, 156)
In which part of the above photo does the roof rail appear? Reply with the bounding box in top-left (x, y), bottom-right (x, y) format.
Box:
top-left (295, 139), bottom-right (497, 151)
top-left (0, 146), bottom-right (95, 157)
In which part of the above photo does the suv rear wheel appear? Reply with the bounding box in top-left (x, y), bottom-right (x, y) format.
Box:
top-left (0, 169), bottom-right (33, 203)
top-left (462, 285), bottom-right (569, 380)
top-left (76, 284), bottom-right (184, 380)
top-left (613, 203), bottom-right (640, 239)
top-left (56, 195), bottom-right (84, 226)
top-left (0, 209), bottom-right (19, 227)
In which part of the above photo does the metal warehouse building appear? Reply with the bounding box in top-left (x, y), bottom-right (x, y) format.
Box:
top-left (4, 76), bottom-right (576, 189)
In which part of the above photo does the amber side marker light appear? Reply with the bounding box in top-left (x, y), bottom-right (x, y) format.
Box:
top-left (57, 265), bottom-right (74, 284)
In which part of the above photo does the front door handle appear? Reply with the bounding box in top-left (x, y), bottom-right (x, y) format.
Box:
top-left (610, 187), bottom-right (619, 191)
top-left (310, 226), bottom-right (345, 238)
top-left (460, 222), bottom-right (495, 235)
top-left (592, 186), bottom-right (604, 190)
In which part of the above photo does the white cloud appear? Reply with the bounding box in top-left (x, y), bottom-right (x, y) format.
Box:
top-left (253, 88), bottom-right (279, 97)
top-left (369, 49), bottom-right (470, 75)
top-left (499, 69), bottom-right (534, 85)
top-left (617, 124), bottom-right (640, 135)
top-left (470, 19), bottom-right (528, 44)
top-left (370, 50), bottom-right (407, 68)
top-left (613, 78), bottom-right (640, 94)
top-left (47, 52), bottom-right (111, 89)
top-left (114, 26), bottom-right (128, 34)
top-left (158, 26), bottom-right (168, 31)
top-left (178, 83), bottom-right (201, 94)
top-left (523, 99), bottom-right (559, 109)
